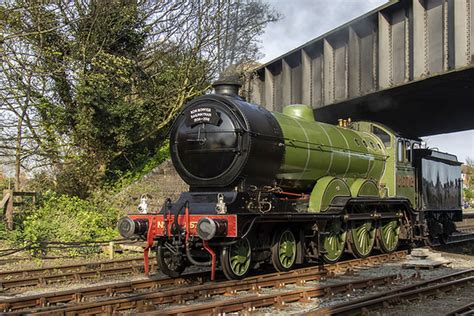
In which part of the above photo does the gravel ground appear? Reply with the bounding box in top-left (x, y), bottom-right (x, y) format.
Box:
top-left (251, 242), bottom-right (474, 315)
top-left (373, 285), bottom-right (474, 316)
top-left (0, 245), bottom-right (143, 272)
top-left (126, 245), bottom-right (472, 316)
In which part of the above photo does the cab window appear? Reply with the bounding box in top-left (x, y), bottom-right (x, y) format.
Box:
top-left (405, 140), bottom-right (412, 162)
top-left (397, 139), bottom-right (413, 163)
top-left (397, 140), bottom-right (404, 162)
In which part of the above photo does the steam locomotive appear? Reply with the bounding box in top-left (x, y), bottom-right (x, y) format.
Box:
top-left (117, 80), bottom-right (463, 280)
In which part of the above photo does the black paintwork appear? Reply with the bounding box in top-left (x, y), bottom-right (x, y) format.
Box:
top-left (413, 148), bottom-right (463, 212)
top-left (170, 94), bottom-right (285, 188)
top-left (160, 191), bottom-right (305, 216)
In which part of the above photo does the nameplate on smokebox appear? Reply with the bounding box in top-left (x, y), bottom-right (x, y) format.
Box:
top-left (186, 107), bottom-right (220, 126)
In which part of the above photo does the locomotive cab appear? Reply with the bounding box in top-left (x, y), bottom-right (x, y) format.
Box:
top-left (351, 121), bottom-right (420, 204)
top-left (346, 121), bottom-right (462, 244)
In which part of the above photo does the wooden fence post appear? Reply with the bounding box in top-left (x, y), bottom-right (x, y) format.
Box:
top-left (1, 191), bottom-right (12, 230)
top-left (109, 242), bottom-right (115, 259)
top-left (5, 190), bottom-right (14, 230)
top-left (2, 190), bottom-right (38, 230)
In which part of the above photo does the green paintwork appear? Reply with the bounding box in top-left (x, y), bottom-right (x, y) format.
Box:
top-left (274, 108), bottom-right (386, 188)
top-left (350, 221), bottom-right (376, 257)
top-left (396, 165), bottom-right (416, 206)
top-left (272, 106), bottom-right (421, 212)
top-left (323, 220), bottom-right (347, 262)
top-left (278, 230), bottom-right (296, 268)
top-left (229, 238), bottom-right (251, 276)
top-left (273, 105), bottom-right (387, 212)
top-left (309, 176), bottom-right (351, 211)
top-left (350, 179), bottom-right (380, 197)
top-left (350, 121), bottom-right (396, 197)
top-left (379, 220), bottom-right (400, 253)
top-left (338, 121), bottom-right (418, 205)
top-left (282, 104), bottom-right (315, 121)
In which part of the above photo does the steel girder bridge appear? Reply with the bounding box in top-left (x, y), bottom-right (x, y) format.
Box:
top-left (248, 0), bottom-right (474, 138)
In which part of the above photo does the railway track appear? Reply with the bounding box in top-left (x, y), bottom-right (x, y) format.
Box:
top-left (428, 224), bottom-right (474, 246)
top-left (0, 246), bottom-right (407, 293)
top-left (0, 226), bottom-right (469, 292)
top-left (0, 217), bottom-right (470, 292)
top-left (312, 268), bottom-right (474, 315)
top-left (462, 211), bottom-right (474, 219)
top-left (447, 232), bottom-right (474, 244)
top-left (457, 226), bottom-right (474, 232)
top-left (446, 302), bottom-right (474, 316)
top-left (0, 251), bottom-right (407, 314)
top-left (156, 275), bottom-right (400, 316)
top-left (0, 257), bottom-right (147, 290)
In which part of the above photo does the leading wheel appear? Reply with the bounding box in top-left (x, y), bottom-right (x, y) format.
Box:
top-left (350, 221), bottom-right (376, 258)
top-left (157, 244), bottom-right (186, 278)
top-left (322, 220), bottom-right (347, 263)
top-left (378, 220), bottom-right (400, 253)
top-left (271, 229), bottom-right (297, 272)
top-left (220, 237), bottom-right (252, 280)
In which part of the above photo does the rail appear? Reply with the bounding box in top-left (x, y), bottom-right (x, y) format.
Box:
top-left (445, 302), bottom-right (474, 316)
top-left (156, 275), bottom-right (399, 315)
top-left (312, 269), bottom-right (474, 315)
top-left (0, 257), bottom-right (147, 290)
top-left (0, 251), bottom-right (407, 314)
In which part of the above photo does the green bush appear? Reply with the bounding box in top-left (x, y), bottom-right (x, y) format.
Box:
top-left (0, 221), bottom-right (8, 240)
top-left (464, 188), bottom-right (473, 200)
top-left (1, 142), bottom-right (169, 256)
top-left (107, 140), bottom-right (170, 191)
top-left (1, 141), bottom-right (170, 256)
top-left (18, 191), bottom-right (120, 255)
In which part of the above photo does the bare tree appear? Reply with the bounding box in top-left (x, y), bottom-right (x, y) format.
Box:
top-left (0, 0), bottom-right (280, 194)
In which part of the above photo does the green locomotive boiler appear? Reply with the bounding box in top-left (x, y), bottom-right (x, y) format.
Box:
top-left (118, 80), bottom-right (463, 280)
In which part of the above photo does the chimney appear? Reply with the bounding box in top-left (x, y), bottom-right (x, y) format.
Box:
top-left (212, 75), bottom-right (242, 97)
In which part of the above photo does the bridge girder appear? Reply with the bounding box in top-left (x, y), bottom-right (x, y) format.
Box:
top-left (249, 0), bottom-right (474, 137)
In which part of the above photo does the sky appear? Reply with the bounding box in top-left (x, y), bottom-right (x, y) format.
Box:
top-left (258, 0), bottom-right (474, 163)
